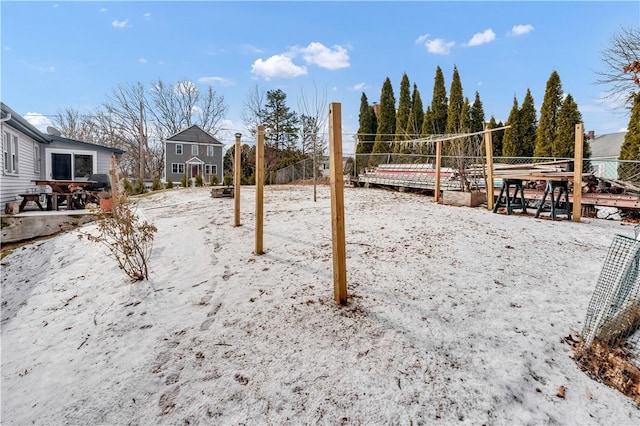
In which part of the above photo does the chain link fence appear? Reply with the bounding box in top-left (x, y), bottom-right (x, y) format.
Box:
top-left (275, 158), bottom-right (321, 184)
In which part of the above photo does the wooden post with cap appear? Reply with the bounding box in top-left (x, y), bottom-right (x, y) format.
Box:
top-left (234, 132), bottom-right (242, 227)
top-left (329, 103), bottom-right (347, 304)
top-left (255, 125), bottom-right (265, 254)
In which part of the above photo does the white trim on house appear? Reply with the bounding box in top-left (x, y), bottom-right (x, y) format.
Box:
top-left (44, 147), bottom-right (97, 181)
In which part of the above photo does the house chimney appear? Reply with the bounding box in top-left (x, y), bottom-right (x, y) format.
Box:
top-left (588, 130), bottom-right (595, 140)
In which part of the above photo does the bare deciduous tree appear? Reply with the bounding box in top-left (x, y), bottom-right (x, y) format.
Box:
top-left (298, 84), bottom-right (328, 201)
top-left (596, 27), bottom-right (640, 106)
top-left (241, 84), bottom-right (266, 138)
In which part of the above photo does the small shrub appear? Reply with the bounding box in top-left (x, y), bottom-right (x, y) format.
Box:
top-left (122, 178), bottom-right (133, 195)
top-left (223, 172), bottom-right (233, 186)
top-left (195, 173), bottom-right (203, 187)
top-left (209, 174), bottom-right (219, 186)
top-left (135, 179), bottom-right (146, 194)
top-left (151, 175), bottom-right (163, 191)
top-left (181, 174), bottom-right (189, 188)
top-left (78, 192), bottom-right (157, 281)
top-left (165, 176), bottom-right (174, 189)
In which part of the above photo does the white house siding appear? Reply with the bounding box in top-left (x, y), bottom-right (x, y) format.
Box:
top-left (1, 124), bottom-right (42, 206)
top-left (44, 138), bottom-right (115, 180)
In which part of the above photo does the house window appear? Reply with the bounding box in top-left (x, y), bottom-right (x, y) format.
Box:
top-left (3, 130), bottom-right (19, 174)
top-left (192, 145), bottom-right (199, 155)
top-left (207, 145), bottom-right (214, 157)
top-left (205, 164), bottom-right (217, 175)
top-left (33, 142), bottom-right (41, 173)
top-left (175, 144), bottom-right (183, 155)
top-left (46, 148), bottom-right (96, 180)
top-left (172, 163), bottom-right (185, 174)
top-left (11, 135), bottom-right (18, 173)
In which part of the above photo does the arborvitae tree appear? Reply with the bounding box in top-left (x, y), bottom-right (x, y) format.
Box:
top-left (371, 77), bottom-right (396, 154)
top-left (459, 98), bottom-right (471, 133)
top-left (534, 70), bottom-right (563, 158)
top-left (395, 73), bottom-right (411, 143)
top-left (502, 96), bottom-right (521, 157)
top-left (519, 89), bottom-right (538, 157)
top-left (445, 65), bottom-right (464, 134)
top-left (553, 94), bottom-right (585, 158)
top-left (469, 91), bottom-right (485, 133)
top-left (430, 65), bottom-right (448, 135)
top-left (487, 116), bottom-right (504, 157)
top-left (356, 92), bottom-right (377, 171)
top-left (420, 106), bottom-right (435, 155)
top-left (618, 92), bottom-right (640, 179)
top-left (408, 83), bottom-right (424, 138)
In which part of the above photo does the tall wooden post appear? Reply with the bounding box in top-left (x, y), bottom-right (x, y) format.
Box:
top-left (434, 140), bottom-right (442, 203)
top-left (572, 123), bottom-right (584, 223)
top-left (484, 128), bottom-right (495, 211)
top-left (255, 126), bottom-right (265, 254)
top-left (329, 103), bottom-right (347, 304)
top-left (234, 133), bottom-right (242, 227)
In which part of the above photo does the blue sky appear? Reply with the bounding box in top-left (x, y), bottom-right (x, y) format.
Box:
top-left (1, 1), bottom-right (639, 153)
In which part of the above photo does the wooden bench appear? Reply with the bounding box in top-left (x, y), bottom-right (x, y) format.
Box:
top-left (18, 193), bottom-right (44, 212)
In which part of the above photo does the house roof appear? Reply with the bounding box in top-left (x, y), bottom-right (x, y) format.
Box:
top-left (1, 102), bottom-right (49, 144)
top-left (166, 125), bottom-right (223, 145)
top-left (48, 134), bottom-right (125, 154)
top-left (588, 132), bottom-right (626, 159)
top-left (1, 102), bottom-right (125, 154)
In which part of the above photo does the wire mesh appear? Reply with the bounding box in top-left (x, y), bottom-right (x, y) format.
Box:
top-left (577, 228), bottom-right (640, 404)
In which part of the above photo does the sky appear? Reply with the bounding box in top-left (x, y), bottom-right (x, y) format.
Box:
top-left (1, 1), bottom-right (639, 154)
top-left (3, 184), bottom-right (640, 424)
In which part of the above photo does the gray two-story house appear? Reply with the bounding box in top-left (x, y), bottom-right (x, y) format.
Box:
top-left (164, 125), bottom-right (224, 184)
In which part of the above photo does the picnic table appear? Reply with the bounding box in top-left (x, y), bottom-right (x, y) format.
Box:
top-left (31, 180), bottom-right (98, 211)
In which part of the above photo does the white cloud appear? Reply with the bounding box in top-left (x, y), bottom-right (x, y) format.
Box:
top-left (466, 29), bottom-right (496, 47)
top-left (251, 55), bottom-right (308, 80)
top-left (198, 76), bottom-right (234, 87)
top-left (112, 19), bottom-right (130, 28)
top-left (425, 38), bottom-right (455, 55)
top-left (52, 4), bottom-right (59, 8)
top-left (509, 24), bottom-right (534, 36)
top-left (415, 34), bottom-right (430, 45)
top-left (241, 44), bottom-right (264, 54)
top-left (100, 8), bottom-right (108, 13)
top-left (139, 58), bottom-right (147, 64)
top-left (4, 46), bottom-right (11, 51)
top-left (24, 113), bottom-right (53, 132)
top-left (143, 12), bottom-right (151, 20)
top-left (291, 42), bottom-right (350, 70)
top-left (350, 83), bottom-right (367, 92)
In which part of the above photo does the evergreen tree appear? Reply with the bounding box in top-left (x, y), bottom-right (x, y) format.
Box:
top-left (356, 93), bottom-right (377, 171)
top-left (502, 96), bottom-right (521, 157)
top-left (430, 66), bottom-right (448, 135)
top-left (534, 71), bottom-right (563, 158)
top-left (459, 98), bottom-right (471, 133)
top-left (618, 92), bottom-right (640, 179)
top-left (408, 83), bottom-right (424, 139)
top-left (420, 106), bottom-right (435, 155)
top-left (519, 89), bottom-right (538, 157)
top-left (553, 94), bottom-right (582, 158)
top-left (445, 66), bottom-right (464, 134)
top-left (262, 89), bottom-right (300, 152)
top-left (395, 73), bottom-right (411, 143)
top-left (487, 116), bottom-right (504, 157)
top-left (371, 77), bottom-right (396, 155)
top-left (469, 91), bottom-right (485, 133)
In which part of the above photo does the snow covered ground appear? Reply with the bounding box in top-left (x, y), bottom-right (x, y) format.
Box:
top-left (2, 184), bottom-right (639, 425)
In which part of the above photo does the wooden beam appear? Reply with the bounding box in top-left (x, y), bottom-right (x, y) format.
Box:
top-left (255, 125), bottom-right (265, 255)
top-left (234, 133), bottom-right (241, 227)
top-left (434, 140), bottom-right (442, 203)
top-left (329, 103), bottom-right (347, 305)
top-left (484, 128), bottom-right (494, 211)
top-left (572, 123), bottom-right (584, 222)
